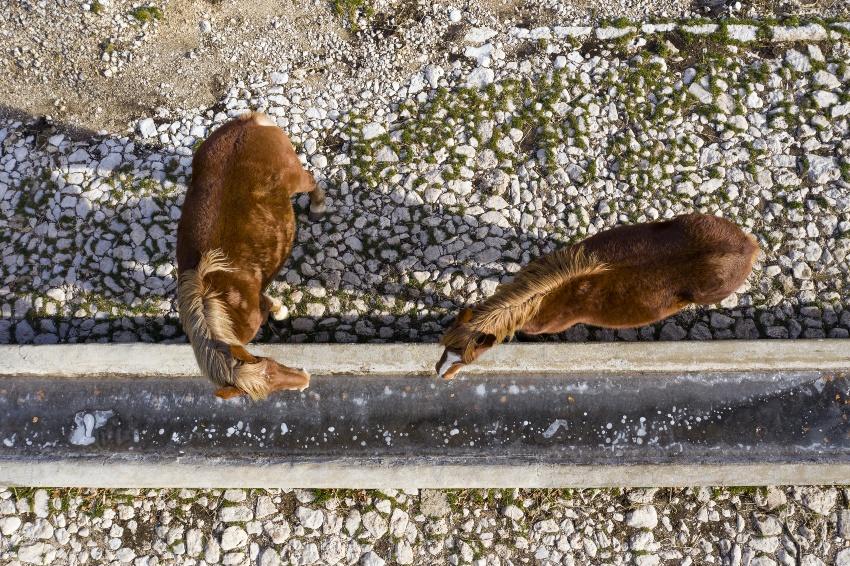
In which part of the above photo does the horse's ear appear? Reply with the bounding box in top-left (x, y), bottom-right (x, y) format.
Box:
top-left (215, 386), bottom-right (244, 400)
top-left (458, 308), bottom-right (474, 324)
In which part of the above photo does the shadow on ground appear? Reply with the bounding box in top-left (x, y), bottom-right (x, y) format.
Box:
top-left (1, 105), bottom-right (847, 346)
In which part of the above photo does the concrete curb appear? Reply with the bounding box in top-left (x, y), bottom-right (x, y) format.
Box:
top-left (3, 339), bottom-right (849, 377)
top-left (2, 461), bottom-right (849, 489)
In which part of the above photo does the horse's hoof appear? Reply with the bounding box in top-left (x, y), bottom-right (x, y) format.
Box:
top-left (308, 203), bottom-right (327, 222)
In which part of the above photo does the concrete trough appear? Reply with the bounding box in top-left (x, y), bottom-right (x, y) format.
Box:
top-left (0, 340), bottom-right (849, 488)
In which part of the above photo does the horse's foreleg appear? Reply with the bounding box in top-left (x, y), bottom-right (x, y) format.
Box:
top-left (290, 170), bottom-right (326, 220)
top-left (261, 294), bottom-right (287, 321)
top-left (519, 308), bottom-right (579, 336)
top-left (308, 183), bottom-right (326, 221)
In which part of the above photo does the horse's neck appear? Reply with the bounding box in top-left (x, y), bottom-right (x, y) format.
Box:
top-left (470, 246), bottom-right (606, 341)
top-left (519, 277), bottom-right (585, 335)
top-left (209, 270), bottom-right (262, 344)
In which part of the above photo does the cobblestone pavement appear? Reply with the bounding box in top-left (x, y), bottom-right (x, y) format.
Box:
top-left (2, 18), bottom-right (850, 345)
top-left (2, 486), bottom-right (850, 565)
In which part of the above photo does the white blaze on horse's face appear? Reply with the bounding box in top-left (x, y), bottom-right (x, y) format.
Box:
top-left (435, 349), bottom-right (464, 380)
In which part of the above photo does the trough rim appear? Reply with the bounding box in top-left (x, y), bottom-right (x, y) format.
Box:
top-left (2, 340), bottom-right (850, 488)
top-left (2, 459), bottom-right (850, 488)
top-left (2, 339), bottom-right (848, 378)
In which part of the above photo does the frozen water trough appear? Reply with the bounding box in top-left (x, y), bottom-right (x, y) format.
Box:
top-left (1, 340), bottom-right (849, 487)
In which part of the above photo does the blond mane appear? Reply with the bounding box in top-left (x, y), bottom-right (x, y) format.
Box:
top-left (442, 246), bottom-right (607, 362)
top-left (177, 249), bottom-right (275, 400)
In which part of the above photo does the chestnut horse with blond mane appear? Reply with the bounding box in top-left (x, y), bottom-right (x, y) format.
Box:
top-left (176, 113), bottom-right (326, 400)
top-left (436, 213), bottom-right (759, 379)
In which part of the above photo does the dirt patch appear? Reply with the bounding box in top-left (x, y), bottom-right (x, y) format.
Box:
top-left (123, 518), bottom-right (157, 551)
top-left (0, 0), bottom-right (333, 132)
top-left (279, 491), bottom-right (298, 516)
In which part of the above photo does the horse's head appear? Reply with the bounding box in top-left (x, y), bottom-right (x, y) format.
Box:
top-left (435, 307), bottom-right (496, 379)
top-left (214, 358), bottom-right (310, 400)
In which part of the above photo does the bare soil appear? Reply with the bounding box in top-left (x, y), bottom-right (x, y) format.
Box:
top-left (1, 0), bottom-right (847, 133)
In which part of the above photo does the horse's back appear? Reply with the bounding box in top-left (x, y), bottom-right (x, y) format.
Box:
top-left (581, 214), bottom-right (758, 307)
top-left (177, 113), bottom-right (297, 273)
top-left (582, 213), bottom-right (757, 267)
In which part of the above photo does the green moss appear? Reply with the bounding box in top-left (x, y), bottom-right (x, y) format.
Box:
top-left (716, 486), bottom-right (766, 498)
top-left (331, 0), bottom-right (373, 31)
top-left (840, 160), bottom-right (850, 183)
top-left (9, 487), bottom-right (39, 505)
top-left (583, 159), bottom-right (598, 186)
top-left (91, 0), bottom-right (104, 14)
top-left (601, 16), bottom-right (632, 29)
top-left (311, 490), bottom-right (339, 505)
top-left (756, 24), bottom-right (773, 43)
top-left (130, 5), bottom-right (163, 23)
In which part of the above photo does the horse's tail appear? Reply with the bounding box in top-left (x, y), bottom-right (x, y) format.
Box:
top-left (177, 249), bottom-right (272, 400)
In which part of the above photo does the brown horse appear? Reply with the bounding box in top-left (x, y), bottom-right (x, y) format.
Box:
top-left (176, 113), bottom-right (326, 400)
top-left (436, 213), bottom-right (759, 379)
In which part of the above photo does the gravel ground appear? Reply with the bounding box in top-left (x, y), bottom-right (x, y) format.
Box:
top-left (4, 0), bottom-right (847, 132)
top-left (4, 486), bottom-right (850, 565)
top-left (2, 15), bottom-right (850, 344)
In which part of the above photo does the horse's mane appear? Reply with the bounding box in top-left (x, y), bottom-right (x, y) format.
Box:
top-left (441, 245), bottom-right (608, 362)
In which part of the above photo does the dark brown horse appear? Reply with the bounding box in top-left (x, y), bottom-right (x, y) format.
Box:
top-left (176, 113), bottom-right (326, 399)
top-left (436, 214), bottom-right (759, 379)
